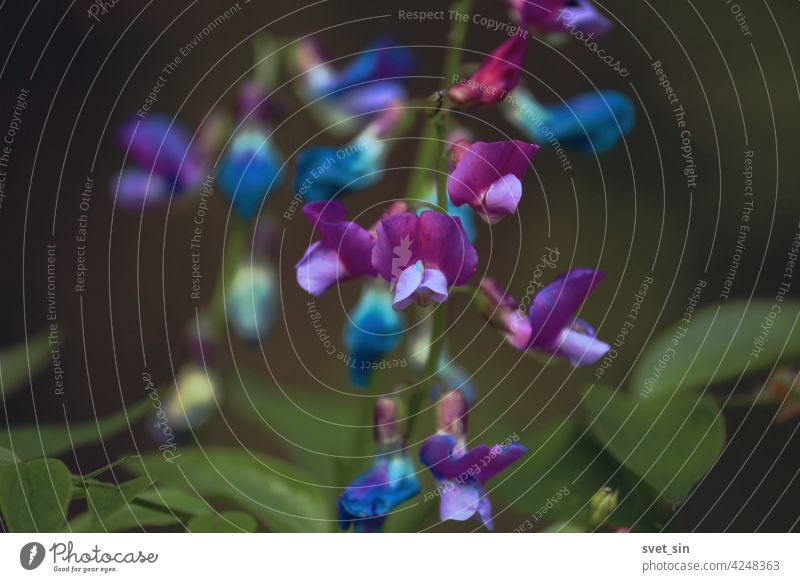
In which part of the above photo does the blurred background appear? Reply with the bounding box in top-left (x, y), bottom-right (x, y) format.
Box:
top-left (1, 0), bottom-right (799, 531)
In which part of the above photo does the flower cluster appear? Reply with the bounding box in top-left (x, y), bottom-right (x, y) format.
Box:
top-left (110, 0), bottom-right (627, 533)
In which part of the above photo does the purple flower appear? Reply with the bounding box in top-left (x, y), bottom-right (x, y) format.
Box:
top-left (372, 211), bottom-right (478, 310)
top-left (114, 115), bottom-right (205, 210)
top-left (447, 140), bottom-right (540, 223)
top-left (448, 35), bottom-right (528, 109)
top-left (420, 434), bottom-right (526, 530)
top-left (508, 0), bottom-right (612, 38)
top-left (296, 201), bottom-right (377, 296)
top-left (480, 269), bottom-right (610, 366)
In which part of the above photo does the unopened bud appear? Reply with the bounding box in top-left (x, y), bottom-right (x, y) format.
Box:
top-left (589, 487), bottom-right (618, 527)
top-left (374, 396), bottom-right (406, 446)
top-left (436, 390), bottom-right (468, 437)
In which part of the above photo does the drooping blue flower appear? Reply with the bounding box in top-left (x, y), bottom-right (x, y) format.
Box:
top-left (339, 397), bottom-right (420, 532)
top-left (227, 261), bottom-right (278, 345)
top-left (218, 129), bottom-right (284, 219)
top-left (294, 106), bottom-right (403, 201)
top-left (294, 36), bottom-right (414, 137)
top-left (344, 285), bottom-right (405, 388)
top-left (338, 452), bottom-right (420, 532)
top-left (504, 87), bottom-right (635, 154)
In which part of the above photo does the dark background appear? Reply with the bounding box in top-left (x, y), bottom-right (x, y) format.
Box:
top-left (1, 0), bottom-right (799, 531)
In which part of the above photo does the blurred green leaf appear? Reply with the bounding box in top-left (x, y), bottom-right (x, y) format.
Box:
top-left (0, 330), bottom-right (52, 401)
top-left (83, 476), bottom-right (155, 523)
top-left (0, 458), bottom-right (72, 532)
top-left (583, 385), bottom-right (725, 505)
top-left (229, 375), bottom-right (369, 484)
top-left (493, 419), bottom-right (645, 527)
top-left (0, 399), bottom-right (150, 460)
top-left (125, 447), bottom-right (333, 532)
top-left (187, 510), bottom-right (257, 533)
top-left (632, 300), bottom-right (800, 400)
top-left (0, 446), bottom-right (18, 468)
top-left (70, 487), bottom-right (208, 532)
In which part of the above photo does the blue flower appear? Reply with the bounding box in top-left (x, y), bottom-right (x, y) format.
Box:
top-left (294, 106), bottom-right (403, 201)
top-left (338, 453), bottom-right (420, 532)
top-left (344, 286), bottom-right (405, 388)
top-left (294, 36), bottom-right (414, 137)
top-left (504, 87), bottom-right (635, 154)
top-left (218, 129), bottom-right (284, 219)
top-left (227, 261), bottom-right (278, 344)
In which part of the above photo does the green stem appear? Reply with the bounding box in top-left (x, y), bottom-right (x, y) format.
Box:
top-left (210, 216), bottom-right (248, 336)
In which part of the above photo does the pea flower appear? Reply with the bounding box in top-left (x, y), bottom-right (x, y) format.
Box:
top-left (226, 221), bottom-right (278, 344)
top-left (294, 36), bottom-right (414, 136)
top-left (294, 105), bottom-right (405, 202)
top-left (507, 0), bottom-right (612, 38)
top-left (503, 87), bottom-right (635, 154)
top-left (296, 200), bottom-right (377, 296)
top-left (218, 81), bottom-right (285, 220)
top-left (420, 391), bottom-right (526, 530)
top-left (448, 35), bottom-right (528, 109)
top-left (344, 285), bottom-right (406, 388)
top-left (447, 140), bottom-right (540, 223)
top-left (372, 210), bottom-right (478, 310)
top-left (339, 396), bottom-right (420, 532)
top-left (479, 269), bottom-right (610, 366)
top-left (114, 115), bottom-right (205, 210)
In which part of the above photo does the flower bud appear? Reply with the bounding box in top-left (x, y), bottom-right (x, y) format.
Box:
top-left (448, 36), bottom-right (527, 109)
top-left (344, 285), bottom-right (405, 388)
top-left (373, 395), bottom-right (406, 448)
top-left (589, 486), bottom-right (618, 527)
top-left (436, 389), bottom-right (469, 439)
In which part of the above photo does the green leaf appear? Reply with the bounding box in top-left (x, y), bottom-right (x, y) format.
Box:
top-left (493, 419), bottom-right (645, 527)
top-left (0, 458), bottom-right (73, 532)
top-left (229, 375), bottom-right (369, 484)
top-left (0, 330), bottom-right (52, 401)
top-left (0, 446), bottom-right (18, 468)
top-left (187, 510), bottom-right (257, 532)
top-left (632, 300), bottom-right (800, 400)
top-left (84, 476), bottom-right (155, 522)
top-left (125, 447), bottom-right (332, 532)
top-left (0, 399), bottom-right (151, 460)
top-left (583, 385), bottom-right (725, 505)
top-left (70, 487), bottom-right (208, 532)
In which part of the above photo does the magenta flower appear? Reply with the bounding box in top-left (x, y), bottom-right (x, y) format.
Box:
top-left (448, 35), bottom-right (528, 109)
top-left (447, 140), bottom-right (540, 223)
top-left (420, 434), bottom-right (526, 530)
top-left (508, 0), bottom-right (612, 38)
top-left (295, 201), bottom-right (377, 296)
top-left (480, 269), bottom-right (610, 366)
top-left (372, 211), bottom-right (477, 310)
